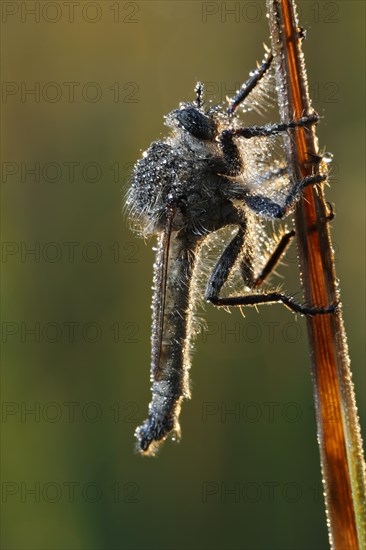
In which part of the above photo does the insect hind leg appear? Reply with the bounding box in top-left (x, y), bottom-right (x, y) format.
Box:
top-left (248, 230), bottom-right (295, 289)
top-left (205, 227), bottom-right (337, 316)
top-left (208, 291), bottom-right (337, 315)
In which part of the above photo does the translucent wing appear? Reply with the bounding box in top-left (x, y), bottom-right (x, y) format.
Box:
top-left (151, 207), bottom-right (175, 377)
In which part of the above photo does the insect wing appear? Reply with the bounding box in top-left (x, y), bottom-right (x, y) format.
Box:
top-left (151, 207), bottom-right (175, 378)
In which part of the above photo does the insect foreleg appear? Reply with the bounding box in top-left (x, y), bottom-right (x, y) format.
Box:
top-left (227, 50), bottom-right (273, 115)
top-left (228, 112), bottom-right (319, 139)
top-left (220, 115), bottom-right (319, 177)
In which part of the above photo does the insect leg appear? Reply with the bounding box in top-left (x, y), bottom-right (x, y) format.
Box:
top-left (226, 112), bottom-right (319, 139)
top-left (239, 174), bottom-right (326, 219)
top-left (207, 290), bottom-right (337, 315)
top-left (248, 230), bottom-right (296, 289)
top-left (220, 114), bottom-right (318, 176)
top-left (227, 50), bottom-right (273, 115)
top-left (204, 226), bottom-right (293, 297)
top-left (205, 231), bottom-right (336, 315)
top-left (205, 225), bottom-right (247, 301)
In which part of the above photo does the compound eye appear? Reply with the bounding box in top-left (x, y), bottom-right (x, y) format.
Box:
top-left (174, 108), bottom-right (216, 140)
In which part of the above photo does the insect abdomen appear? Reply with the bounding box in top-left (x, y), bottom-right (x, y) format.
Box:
top-left (135, 231), bottom-right (200, 455)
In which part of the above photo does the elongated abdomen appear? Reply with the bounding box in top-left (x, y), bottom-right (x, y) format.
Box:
top-left (135, 230), bottom-right (200, 455)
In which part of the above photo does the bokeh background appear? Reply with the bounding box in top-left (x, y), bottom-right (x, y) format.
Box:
top-left (1, 1), bottom-right (365, 549)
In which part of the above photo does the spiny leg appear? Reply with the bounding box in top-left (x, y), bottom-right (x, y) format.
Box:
top-left (243, 174), bottom-right (326, 220)
top-left (239, 230), bottom-right (295, 290)
top-left (208, 291), bottom-right (336, 315)
top-left (205, 225), bottom-right (247, 301)
top-left (205, 225), bottom-right (295, 297)
top-left (205, 227), bottom-right (336, 315)
top-left (243, 219), bottom-right (330, 289)
top-left (253, 160), bottom-right (335, 216)
top-left (225, 112), bottom-right (319, 141)
top-left (249, 230), bottom-right (296, 289)
top-left (220, 113), bottom-right (319, 176)
top-left (227, 50), bottom-right (273, 115)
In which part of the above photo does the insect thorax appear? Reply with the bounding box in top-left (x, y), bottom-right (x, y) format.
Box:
top-left (127, 123), bottom-right (238, 237)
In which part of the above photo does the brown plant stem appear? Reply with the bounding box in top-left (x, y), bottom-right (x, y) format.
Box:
top-left (266, 0), bottom-right (366, 548)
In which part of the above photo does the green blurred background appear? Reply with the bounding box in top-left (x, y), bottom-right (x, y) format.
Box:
top-left (1, 1), bottom-right (364, 549)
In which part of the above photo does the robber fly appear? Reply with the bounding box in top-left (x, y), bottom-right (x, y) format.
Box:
top-left (126, 48), bottom-right (334, 456)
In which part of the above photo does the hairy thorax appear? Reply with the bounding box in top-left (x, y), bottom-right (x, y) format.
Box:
top-left (127, 126), bottom-right (237, 237)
